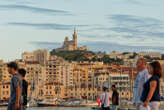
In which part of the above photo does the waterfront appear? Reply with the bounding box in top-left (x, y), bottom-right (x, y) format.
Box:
top-left (0, 107), bottom-right (92, 110)
top-left (1, 106), bottom-right (164, 110)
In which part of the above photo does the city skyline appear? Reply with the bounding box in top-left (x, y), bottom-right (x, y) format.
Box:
top-left (1, 0), bottom-right (164, 61)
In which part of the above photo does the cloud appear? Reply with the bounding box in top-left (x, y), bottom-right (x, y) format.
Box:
top-left (109, 14), bottom-right (162, 26)
top-left (106, 14), bottom-right (164, 39)
top-left (110, 27), bottom-right (141, 34)
top-left (30, 41), bottom-right (61, 50)
top-left (84, 42), bottom-right (164, 53)
top-left (16, 1), bottom-right (34, 5)
top-left (112, 0), bottom-right (142, 5)
top-left (5, 13), bottom-right (164, 49)
top-left (8, 22), bottom-right (89, 30)
top-left (0, 4), bottom-right (73, 16)
top-left (31, 41), bottom-right (164, 53)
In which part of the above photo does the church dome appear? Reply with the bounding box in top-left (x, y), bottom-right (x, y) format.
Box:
top-left (65, 36), bottom-right (69, 41)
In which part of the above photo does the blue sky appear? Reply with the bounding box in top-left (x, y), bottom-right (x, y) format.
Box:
top-left (0, 0), bottom-right (164, 61)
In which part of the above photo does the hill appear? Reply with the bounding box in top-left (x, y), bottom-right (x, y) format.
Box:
top-left (51, 49), bottom-right (123, 65)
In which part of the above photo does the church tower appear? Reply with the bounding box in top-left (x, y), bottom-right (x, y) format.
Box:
top-left (73, 26), bottom-right (77, 49)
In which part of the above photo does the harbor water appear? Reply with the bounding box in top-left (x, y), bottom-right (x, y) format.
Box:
top-left (0, 107), bottom-right (164, 110)
top-left (0, 107), bottom-right (92, 110)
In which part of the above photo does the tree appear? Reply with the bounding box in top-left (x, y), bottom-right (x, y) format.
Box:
top-left (122, 52), bottom-right (130, 55)
top-left (50, 50), bottom-right (124, 65)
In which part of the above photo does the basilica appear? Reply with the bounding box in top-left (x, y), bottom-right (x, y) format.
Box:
top-left (56, 27), bottom-right (88, 51)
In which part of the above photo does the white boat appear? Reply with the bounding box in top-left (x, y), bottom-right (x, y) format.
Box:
top-left (37, 99), bottom-right (59, 107)
top-left (0, 102), bottom-right (8, 106)
top-left (80, 100), bottom-right (98, 107)
top-left (27, 99), bottom-right (38, 107)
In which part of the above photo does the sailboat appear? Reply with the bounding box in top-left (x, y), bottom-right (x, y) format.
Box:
top-left (27, 77), bottom-right (38, 107)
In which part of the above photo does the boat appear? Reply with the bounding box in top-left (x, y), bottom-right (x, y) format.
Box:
top-left (27, 98), bottom-right (38, 107)
top-left (37, 99), bottom-right (59, 107)
top-left (59, 99), bottom-right (98, 107)
top-left (59, 98), bottom-right (82, 107)
top-left (0, 102), bottom-right (8, 106)
top-left (80, 100), bottom-right (98, 107)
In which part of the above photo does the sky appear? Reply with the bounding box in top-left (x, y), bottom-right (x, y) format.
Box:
top-left (0, 0), bottom-right (164, 61)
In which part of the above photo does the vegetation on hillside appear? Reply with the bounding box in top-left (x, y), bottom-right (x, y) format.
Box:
top-left (51, 50), bottom-right (124, 65)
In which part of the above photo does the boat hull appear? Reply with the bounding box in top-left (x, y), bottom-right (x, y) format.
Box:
top-left (37, 103), bottom-right (59, 107)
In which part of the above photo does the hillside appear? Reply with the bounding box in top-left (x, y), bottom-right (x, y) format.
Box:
top-left (50, 49), bottom-right (123, 65)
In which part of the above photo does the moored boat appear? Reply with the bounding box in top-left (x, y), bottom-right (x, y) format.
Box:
top-left (0, 102), bottom-right (8, 107)
top-left (37, 99), bottom-right (59, 107)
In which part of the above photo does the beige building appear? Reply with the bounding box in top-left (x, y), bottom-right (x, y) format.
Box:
top-left (138, 52), bottom-right (162, 59)
top-left (34, 50), bottom-right (50, 66)
top-left (44, 55), bottom-right (73, 99)
top-left (56, 27), bottom-right (88, 52)
top-left (0, 82), bottom-right (10, 101)
top-left (22, 52), bottom-right (34, 62)
top-left (94, 67), bottom-right (132, 100)
top-left (138, 52), bottom-right (147, 57)
top-left (24, 61), bottom-right (45, 99)
top-left (22, 49), bottom-right (50, 66)
top-left (109, 51), bottom-right (123, 59)
top-left (72, 65), bottom-right (96, 100)
top-left (0, 60), bottom-right (26, 101)
top-left (69, 61), bottom-right (106, 100)
top-left (0, 61), bottom-right (12, 82)
top-left (148, 52), bottom-right (161, 59)
top-left (42, 83), bottom-right (65, 99)
top-left (2, 52), bottom-right (164, 101)
top-left (110, 73), bottom-right (130, 100)
top-left (123, 58), bottom-right (137, 67)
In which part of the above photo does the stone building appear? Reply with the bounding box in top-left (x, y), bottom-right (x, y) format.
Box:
top-left (22, 49), bottom-right (50, 66)
top-left (56, 27), bottom-right (88, 51)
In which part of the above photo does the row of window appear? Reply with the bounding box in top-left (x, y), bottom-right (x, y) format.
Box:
top-left (112, 77), bottom-right (129, 80)
top-left (69, 93), bottom-right (95, 97)
top-left (3, 85), bottom-right (9, 88)
top-left (46, 91), bottom-right (61, 95)
top-left (70, 88), bottom-right (95, 91)
top-left (114, 82), bottom-right (129, 85)
top-left (2, 91), bottom-right (9, 95)
top-left (27, 68), bottom-right (41, 71)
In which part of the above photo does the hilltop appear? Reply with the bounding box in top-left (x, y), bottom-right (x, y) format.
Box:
top-left (50, 49), bottom-right (124, 65)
